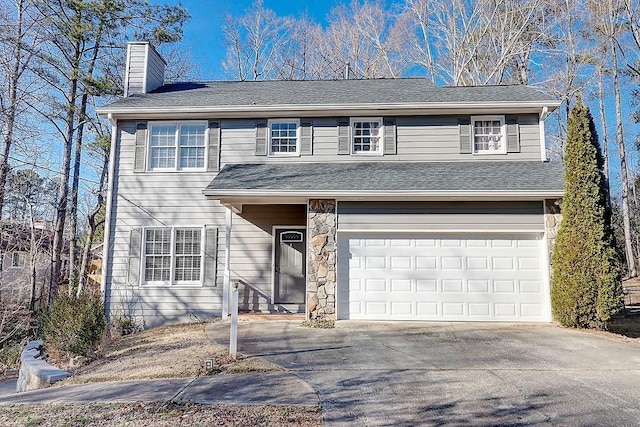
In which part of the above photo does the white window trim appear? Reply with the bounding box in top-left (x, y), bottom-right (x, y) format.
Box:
top-left (471, 115), bottom-right (507, 155)
top-left (350, 117), bottom-right (384, 155)
top-left (268, 118), bottom-right (301, 157)
top-left (141, 226), bottom-right (205, 287)
top-left (146, 121), bottom-right (209, 172)
top-left (10, 252), bottom-right (25, 268)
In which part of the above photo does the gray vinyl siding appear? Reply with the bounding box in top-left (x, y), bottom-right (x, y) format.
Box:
top-left (337, 201), bottom-right (545, 232)
top-left (145, 47), bottom-right (164, 93)
top-left (105, 120), bottom-right (226, 327)
top-left (125, 44), bottom-right (146, 95)
top-left (219, 114), bottom-right (541, 164)
top-left (125, 44), bottom-right (164, 96)
top-left (105, 121), bottom-right (308, 325)
top-left (230, 204), bottom-right (305, 312)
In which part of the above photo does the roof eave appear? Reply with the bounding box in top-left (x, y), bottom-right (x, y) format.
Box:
top-left (97, 100), bottom-right (562, 119)
top-left (203, 189), bottom-right (565, 204)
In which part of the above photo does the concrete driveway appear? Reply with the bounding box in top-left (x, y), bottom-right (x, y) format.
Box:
top-left (207, 320), bottom-right (640, 426)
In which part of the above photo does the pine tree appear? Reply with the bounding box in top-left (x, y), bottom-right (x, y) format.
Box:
top-left (551, 99), bottom-right (624, 328)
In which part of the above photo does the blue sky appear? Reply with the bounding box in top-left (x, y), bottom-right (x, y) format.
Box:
top-left (170, 0), bottom-right (341, 79)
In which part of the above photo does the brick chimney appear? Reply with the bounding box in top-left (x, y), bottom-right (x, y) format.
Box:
top-left (123, 41), bottom-right (166, 97)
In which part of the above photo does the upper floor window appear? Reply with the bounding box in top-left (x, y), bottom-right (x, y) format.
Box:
top-left (472, 115), bottom-right (506, 154)
top-left (148, 122), bottom-right (207, 170)
top-left (351, 118), bottom-right (382, 154)
top-left (11, 252), bottom-right (25, 268)
top-left (269, 119), bottom-right (300, 156)
top-left (143, 227), bottom-right (202, 285)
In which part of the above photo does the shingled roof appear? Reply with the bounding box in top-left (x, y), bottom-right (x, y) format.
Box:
top-left (204, 161), bottom-right (564, 198)
top-left (99, 79), bottom-right (559, 113)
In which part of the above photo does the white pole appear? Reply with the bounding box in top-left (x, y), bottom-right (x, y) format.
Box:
top-left (230, 280), bottom-right (239, 359)
top-left (222, 207), bottom-right (232, 318)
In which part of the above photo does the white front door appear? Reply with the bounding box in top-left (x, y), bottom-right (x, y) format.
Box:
top-left (337, 234), bottom-right (549, 322)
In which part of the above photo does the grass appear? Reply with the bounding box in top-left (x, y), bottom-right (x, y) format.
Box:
top-left (0, 402), bottom-right (322, 426)
top-left (301, 320), bottom-right (335, 329)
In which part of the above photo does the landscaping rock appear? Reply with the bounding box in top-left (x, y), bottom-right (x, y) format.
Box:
top-left (16, 340), bottom-right (70, 393)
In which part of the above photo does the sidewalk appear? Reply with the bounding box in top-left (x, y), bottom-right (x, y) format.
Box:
top-left (0, 372), bottom-right (319, 406)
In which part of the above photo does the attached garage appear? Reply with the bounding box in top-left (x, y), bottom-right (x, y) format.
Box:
top-left (336, 201), bottom-right (551, 322)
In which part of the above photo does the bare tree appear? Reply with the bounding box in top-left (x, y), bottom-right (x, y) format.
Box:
top-left (318, 0), bottom-right (403, 79)
top-left (221, 0), bottom-right (292, 81)
top-left (587, 0), bottom-right (637, 277)
top-left (28, 0), bottom-right (189, 306)
top-left (0, 0), bottom-right (41, 220)
top-left (76, 129), bottom-right (109, 298)
top-left (398, 0), bottom-right (554, 85)
top-left (272, 15), bottom-right (325, 80)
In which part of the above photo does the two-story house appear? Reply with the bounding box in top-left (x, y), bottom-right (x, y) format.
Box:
top-left (1, 221), bottom-right (57, 307)
top-left (97, 42), bottom-right (563, 328)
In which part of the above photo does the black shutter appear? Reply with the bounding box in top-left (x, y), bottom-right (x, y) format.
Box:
top-left (208, 120), bottom-right (220, 171)
top-left (134, 122), bottom-right (147, 172)
top-left (458, 117), bottom-right (472, 154)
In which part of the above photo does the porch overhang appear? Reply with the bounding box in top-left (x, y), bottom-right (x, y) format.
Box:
top-left (203, 161), bottom-right (565, 210)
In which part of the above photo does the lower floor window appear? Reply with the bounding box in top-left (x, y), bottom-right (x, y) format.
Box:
top-left (144, 227), bottom-right (202, 284)
top-left (11, 252), bottom-right (26, 268)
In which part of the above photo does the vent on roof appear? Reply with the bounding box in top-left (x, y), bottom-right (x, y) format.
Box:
top-left (124, 41), bottom-right (166, 97)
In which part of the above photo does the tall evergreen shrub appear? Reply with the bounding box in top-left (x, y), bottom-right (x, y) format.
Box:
top-left (551, 99), bottom-right (623, 328)
top-left (43, 295), bottom-right (106, 357)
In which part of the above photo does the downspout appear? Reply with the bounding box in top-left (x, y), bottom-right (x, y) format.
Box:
top-left (101, 113), bottom-right (118, 321)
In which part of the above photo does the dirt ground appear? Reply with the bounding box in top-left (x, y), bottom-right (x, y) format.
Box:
top-left (2, 320), bottom-right (321, 426)
top-left (60, 320), bottom-right (280, 384)
top-left (622, 277), bottom-right (640, 311)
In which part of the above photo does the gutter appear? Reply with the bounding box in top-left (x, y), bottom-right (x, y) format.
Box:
top-left (96, 100), bottom-right (563, 119)
top-left (202, 189), bottom-right (565, 201)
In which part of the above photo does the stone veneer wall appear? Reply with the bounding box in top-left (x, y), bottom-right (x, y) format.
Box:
top-left (544, 199), bottom-right (562, 260)
top-left (307, 199), bottom-right (337, 322)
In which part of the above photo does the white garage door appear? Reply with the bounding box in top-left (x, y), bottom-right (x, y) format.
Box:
top-left (337, 234), bottom-right (550, 322)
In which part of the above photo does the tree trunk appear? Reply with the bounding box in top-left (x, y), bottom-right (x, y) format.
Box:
top-left (49, 38), bottom-right (81, 308)
top-left (77, 147), bottom-right (108, 298)
top-left (0, 0), bottom-right (26, 220)
top-left (77, 205), bottom-right (103, 298)
top-left (611, 40), bottom-right (637, 277)
top-left (28, 206), bottom-right (37, 312)
top-left (597, 66), bottom-right (610, 200)
top-left (68, 23), bottom-right (104, 297)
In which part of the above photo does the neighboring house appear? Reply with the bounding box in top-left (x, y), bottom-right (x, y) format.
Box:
top-left (97, 42), bottom-right (563, 328)
top-left (87, 243), bottom-right (103, 289)
top-left (0, 222), bottom-right (55, 306)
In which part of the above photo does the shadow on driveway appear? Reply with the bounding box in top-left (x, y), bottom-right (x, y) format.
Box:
top-left (207, 320), bottom-right (640, 426)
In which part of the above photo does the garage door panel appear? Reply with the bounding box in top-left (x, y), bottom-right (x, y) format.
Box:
top-left (417, 280), bottom-right (437, 292)
top-left (337, 234), bottom-right (549, 322)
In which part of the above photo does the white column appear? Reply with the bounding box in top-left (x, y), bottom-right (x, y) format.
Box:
top-left (230, 281), bottom-right (239, 359)
top-left (540, 107), bottom-right (548, 162)
top-left (222, 207), bottom-right (232, 318)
